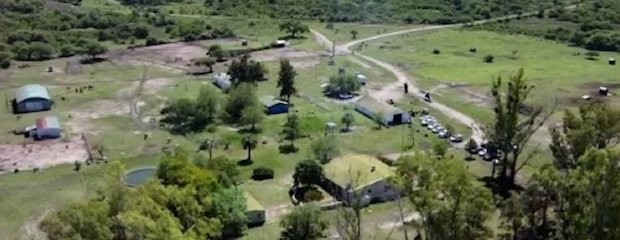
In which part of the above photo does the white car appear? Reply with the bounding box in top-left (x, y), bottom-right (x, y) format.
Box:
top-left (449, 134), bottom-right (464, 143)
top-left (477, 149), bottom-right (487, 157)
top-left (432, 127), bottom-right (443, 133)
top-left (438, 131), bottom-right (449, 138)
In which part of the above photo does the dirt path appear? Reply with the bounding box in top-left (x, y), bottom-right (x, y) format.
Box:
top-left (310, 28), bottom-right (486, 144)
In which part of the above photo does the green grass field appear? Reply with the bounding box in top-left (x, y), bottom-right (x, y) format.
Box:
top-left (308, 22), bottom-right (418, 44)
top-left (360, 29), bottom-right (620, 107)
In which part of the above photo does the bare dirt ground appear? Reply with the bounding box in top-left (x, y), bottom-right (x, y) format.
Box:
top-left (67, 100), bottom-right (130, 134)
top-left (0, 135), bottom-right (89, 173)
top-left (250, 47), bottom-right (326, 62)
top-left (107, 42), bottom-right (207, 71)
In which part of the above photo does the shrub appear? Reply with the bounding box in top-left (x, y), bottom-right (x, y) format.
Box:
top-left (303, 188), bottom-right (324, 202)
top-left (585, 51), bottom-right (600, 60)
top-left (251, 167), bottom-right (274, 180)
top-left (145, 37), bottom-right (160, 46)
top-left (483, 55), bottom-right (495, 63)
top-left (279, 144), bottom-right (299, 154)
top-left (432, 49), bottom-right (441, 54)
top-left (469, 48), bottom-right (477, 53)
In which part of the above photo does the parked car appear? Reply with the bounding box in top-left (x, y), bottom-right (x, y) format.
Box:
top-left (477, 148), bottom-right (487, 157)
top-left (450, 134), bottom-right (463, 143)
top-left (438, 131), bottom-right (450, 138)
top-left (420, 120), bottom-right (429, 127)
top-left (432, 127), bottom-right (443, 133)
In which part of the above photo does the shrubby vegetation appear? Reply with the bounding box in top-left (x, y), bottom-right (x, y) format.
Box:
top-left (475, 0), bottom-right (620, 52)
top-left (41, 150), bottom-right (248, 240)
top-left (203, 0), bottom-right (558, 24)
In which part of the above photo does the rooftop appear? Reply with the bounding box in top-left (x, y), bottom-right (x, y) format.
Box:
top-left (260, 95), bottom-right (287, 107)
top-left (14, 84), bottom-right (50, 103)
top-left (244, 192), bottom-right (264, 211)
top-left (323, 154), bottom-right (392, 188)
top-left (36, 116), bottom-right (60, 129)
top-left (356, 96), bottom-right (403, 115)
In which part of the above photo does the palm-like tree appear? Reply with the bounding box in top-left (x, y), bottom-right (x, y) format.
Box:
top-left (241, 134), bottom-right (258, 162)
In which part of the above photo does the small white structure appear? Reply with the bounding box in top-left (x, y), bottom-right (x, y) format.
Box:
top-left (213, 72), bottom-right (232, 91)
top-left (582, 95), bottom-right (592, 101)
top-left (599, 86), bottom-right (609, 96)
top-left (355, 73), bottom-right (367, 85)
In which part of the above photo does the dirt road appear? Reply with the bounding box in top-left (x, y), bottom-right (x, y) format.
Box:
top-left (311, 27), bottom-right (487, 143)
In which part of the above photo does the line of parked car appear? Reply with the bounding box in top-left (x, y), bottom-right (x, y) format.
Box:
top-left (419, 112), bottom-right (463, 143)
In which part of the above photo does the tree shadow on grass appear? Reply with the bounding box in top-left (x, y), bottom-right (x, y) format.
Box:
top-left (479, 176), bottom-right (524, 198)
top-left (237, 159), bottom-right (253, 166)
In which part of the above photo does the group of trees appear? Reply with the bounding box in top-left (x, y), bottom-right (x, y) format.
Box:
top-left (160, 85), bottom-right (221, 134)
top-left (204, 0), bottom-right (550, 24)
top-left (324, 72), bottom-right (361, 96)
top-left (41, 149), bottom-right (248, 240)
top-left (478, 0), bottom-right (620, 52)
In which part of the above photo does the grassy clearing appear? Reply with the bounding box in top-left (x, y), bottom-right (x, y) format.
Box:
top-left (360, 29), bottom-right (620, 105)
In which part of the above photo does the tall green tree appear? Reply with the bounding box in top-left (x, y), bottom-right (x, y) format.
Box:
top-left (160, 85), bottom-right (220, 134)
top-left (240, 101), bottom-right (264, 131)
top-left (488, 68), bottom-right (553, 192)
top-left (395, 153), bottom-right (494, 240)
top-left (81, 41), bottom-right (107, 60)
top-left (350, 30), bottom-right (358, 39)
top-left (432, 138), bottom-right (448, 158)
top-left (223, 83), bottom-right (259, 123)
top-left (325, 72), bottom-right (361, 96)
top-left (282, 112), bottom-right (301, 147)
top-left (279, 20), bottom-right (309, 38)
top-left (277, 59), bottom-right (297, 102)
top-left (241, 133), bottom-right (258, 162)
top-left (280, 204), bottom-right (327, 240)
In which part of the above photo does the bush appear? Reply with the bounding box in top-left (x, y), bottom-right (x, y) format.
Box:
top-left (483, 55), bottom-right (495, 63)
top-left (585, 51), bottom-right (600, 60)
top-left (469, 48), bottom-right (477, 53)
top-left (432, 49), bottom-right (441, 54)
top-left (278, 144), bottom-right (299, 154)
top-left (303, 188), bottom-right (324, 202)
top-left (251, 167), bottom-right (274, 180)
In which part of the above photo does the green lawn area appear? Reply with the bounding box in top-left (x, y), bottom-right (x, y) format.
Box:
top-left (308, 22), bottom-right (418, 44)
top-left (360, 29), bottom-right (620, 108)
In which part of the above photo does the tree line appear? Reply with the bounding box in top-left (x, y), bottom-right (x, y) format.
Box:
top-left (0, 1), bottom-right (235, 69)
top-left (476, 0), bottom-right (620, 52)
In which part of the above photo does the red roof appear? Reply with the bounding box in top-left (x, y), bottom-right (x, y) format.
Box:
top-left (35, 116), bottom-right (60, 130)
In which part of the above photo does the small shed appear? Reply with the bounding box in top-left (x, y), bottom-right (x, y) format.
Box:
top-left (13, 84), bottom-right (52, 113)
top-left (213, 72), bottom-right (232, 91)
top-left (260, 95), bottom-right (289, 115)
top-left (354, 96), bottom-right (411, 126)
top-left (30, 116), bottom-right (61, 140)
top-left (599, 86), bottom-right (609, 96)
top-left (245, 192), bottom-right (265, 227)
top-left (609, 58), bottom-right (616, 65)
top-left (355, 73), bottom-right (367, 85)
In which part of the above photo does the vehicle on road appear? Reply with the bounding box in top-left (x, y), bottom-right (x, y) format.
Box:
top-left (450, 134), bottom-right (463, 143)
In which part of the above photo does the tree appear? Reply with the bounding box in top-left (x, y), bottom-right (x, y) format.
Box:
top-left (160, 85), bottom-right (220, 134)
top-left (241, 134), bottom-right (257, 162)
top-left (488, 68), bottom-right (553, 193)
top-left (280, 204), bottom-right (328, 240)
top-left (395, 153), bottom-right (494, 240)
top-left (282, 112), bottom-right (301, 147)
top-left (498, 192), bottom-right (525, 240)
top-left (59, 45), bottom-right (77, 57)
top-left (252, 167), bottom-right (274, 180)
top-left (341, 112), bottom-right (355, 132)
top-left (195, 155), bottom-right (240, 187)
top-left (325, 72), bottom-right (361, 96)
top-left (277, 59), bottom-right (297, 102)
top-left (549, 103), bottom-right (620, 171)
top-left (350, 30), bottom-right (358, 39)
top-left (195, 57), bottom-right (216, 73)
top-left (228, 55), bottom-right (266, 86)
top-left (432, 138), bottom-right (448, 158)
top-left (240, 101), bottom-right (264, 131)
top-left (223, 83), bottom-right (259, 123)
top-left (293, 160), bottom-right (323, 186)
top-left (133, 24), bottom-right (150, 39)
top-left (279, 20), bottom-right (309, 38)
top-left (310, 136), bottom-right (340, 164)
top-left (0, 52), bottom-right (11, 69)
top-left (213, 187), bottom-right (248, 239)
top-left (29, 42), bottom-right (54, 60)
top-left (465, 138), bottom-right (478, 159)
top-left (208, 44), bottom-right (225, 62)
top-left (81, 41), bottom-right (108, 60)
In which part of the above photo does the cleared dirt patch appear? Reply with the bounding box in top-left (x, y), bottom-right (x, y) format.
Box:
top-left (0, 135), bottom-right (89, 173)
top-left (251, 47), bottom-right (325, 62)
top-left (67, 100), bottom-right (130, 133)
top-left (108, 42), bottom-right (207, 71)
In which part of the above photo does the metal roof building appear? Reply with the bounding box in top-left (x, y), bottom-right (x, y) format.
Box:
top-left (260, 95), bottom-right (289, 115)
top-left (354, 96), bottom-right (411, 126)
top-left (13, 84), bottom-right (52, 113)
top-left (31, 116), bottom-right (61, 140)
